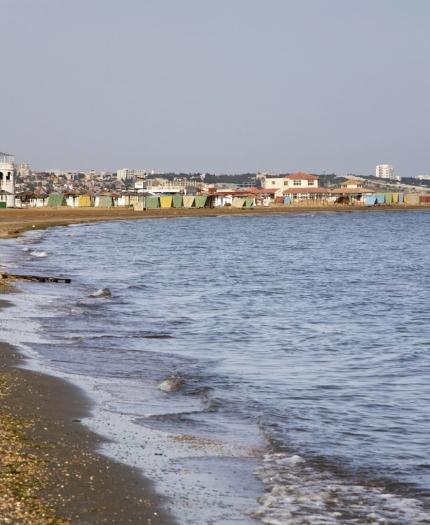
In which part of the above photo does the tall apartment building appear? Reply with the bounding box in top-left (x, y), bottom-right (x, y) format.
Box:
top-left (375, 164), bottom-right (395, 179)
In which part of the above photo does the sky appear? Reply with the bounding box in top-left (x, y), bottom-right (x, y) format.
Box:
top-left (1, 0), bottom-right (430, 176)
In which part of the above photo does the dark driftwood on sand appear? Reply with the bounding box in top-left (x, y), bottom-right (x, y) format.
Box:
top-left (0, 272), bottom-right (71, 284)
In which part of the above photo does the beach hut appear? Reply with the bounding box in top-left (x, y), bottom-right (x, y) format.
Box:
top-left (364, 195), bottom-right (377, 206)
top-left (404, 194), bottom-right (420, 205)
top-left (384, 193), bottom-right (393, 205)
top-left (116, 194), bottom-right (127, 207)
top-left (145, 196), bottom-right (159, 209)
top-left (172, 195), bottom-right (183, 208)
top-left (117, 193), bottom-right (139, 207)
top-left (30, 196), bottom-right (47, 208)
top-left (392, 193), bottom-right (399, 204)
top-left (133, 195), bottom-right (146, 211)
top-left (212, 194), bottom-right (233, 207)
top-left (232, 197), bottom-right (246, 208)
top-left (65, 194), bottom-right (77, 207)
top-left (244, 197), bottom-right (254, 208)
top-left (96, 195), bottom-right (114, 208)
top-left (18, 193), bottom-right (47, 208)
top-left (194, 196), bottom-right (207, 208)
top-left (47, 192), bottom-right (66, 207)
top-left (159, 196), bottom-right (173, 208)
top-left (129, 194), bottom-right (140, 208)
top-left (183, 195), bottom-right (195, 208)
top-left (78, 194), bottom-right (92, 207)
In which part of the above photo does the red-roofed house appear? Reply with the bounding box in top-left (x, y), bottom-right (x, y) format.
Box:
top-left (284, 172), bottom-right (319, 189)
top-left (261, 172), bottom-right (319, 191)
top-left (283, 174), bottom-right (327, 202)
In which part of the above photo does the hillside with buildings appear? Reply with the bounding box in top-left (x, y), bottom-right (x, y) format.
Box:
top-left (1, 152), bottom-right (430, 210)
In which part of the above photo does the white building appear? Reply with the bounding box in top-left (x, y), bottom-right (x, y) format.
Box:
top-left (117, 168), bottom-right (148, 181)
top-left (375, 164), bottom-right (395, 179)
top-left (261, 172), bottom-right (319, 190)
top-left (16, 162), bottom-right (31, 178)
top-left (261, 176), bottom-right (284, 191)
top-left (135, 178), bottom-right (183, 194)
top-left (284, 172), bottom-right (319, 188)
top-left (0, 152), bottom-right (16, 208)
top-left (341, 177), bottom-right (364, 189)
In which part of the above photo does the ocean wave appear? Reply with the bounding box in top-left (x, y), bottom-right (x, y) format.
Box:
top-left (251, 451), bottom-right (430, 525)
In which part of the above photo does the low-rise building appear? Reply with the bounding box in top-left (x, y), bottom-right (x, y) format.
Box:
top-left (117, 168), bottom-right (148, 181)
top-left (261, 176), bottom-right (285, 191)
top-left (340, 177), bottom-right (364, 189)
top-left (283, 187), bottom-right (330, 202)
top-left (261, 172), bottom-right (319, 191)
top-left (284, 172), bottom-right (319, 188)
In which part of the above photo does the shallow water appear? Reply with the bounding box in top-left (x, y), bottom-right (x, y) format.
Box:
top-left (1, 211), bottom-right (430, 524)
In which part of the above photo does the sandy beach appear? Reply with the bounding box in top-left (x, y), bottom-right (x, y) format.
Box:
top-left (0, 300), bottom-right (173, 524)
top-left (0, 204), bottom-right (428, 238)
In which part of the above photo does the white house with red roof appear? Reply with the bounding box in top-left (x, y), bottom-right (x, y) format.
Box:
top-left (284, 172), bottom-right (319, 188)
top-left (283, 173), bottom-right (330, 202)
top-left (261, 172), bottom-right (319, 191)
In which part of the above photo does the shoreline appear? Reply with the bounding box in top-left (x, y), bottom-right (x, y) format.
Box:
top-left (1, 204), bottom-right (429, 238)
top-left (0, 301), bottom-right (174, 523)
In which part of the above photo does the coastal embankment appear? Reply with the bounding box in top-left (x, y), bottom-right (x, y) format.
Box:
top-left (0, 204), bottom-right (428, 238)
top-left (0, 299), bottom-right (172, 524)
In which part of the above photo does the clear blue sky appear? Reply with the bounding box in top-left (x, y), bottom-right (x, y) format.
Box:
top-left (1, 0), bottom-right (430, 176)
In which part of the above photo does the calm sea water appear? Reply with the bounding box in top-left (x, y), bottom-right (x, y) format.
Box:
top-left (1, 211), bottom-right (430, 524)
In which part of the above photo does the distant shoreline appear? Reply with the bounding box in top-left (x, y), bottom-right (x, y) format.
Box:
top-left (1, 204), bottom-right (429, 238)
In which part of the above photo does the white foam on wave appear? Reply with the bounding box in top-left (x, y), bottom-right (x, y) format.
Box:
top-left (29, 250), bottom-right (48, 258)
top-left (251, 451), bottom-right (429, 525)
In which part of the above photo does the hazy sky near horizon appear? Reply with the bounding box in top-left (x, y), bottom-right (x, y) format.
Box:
top-left (1, 0), bottom-right (430, 175)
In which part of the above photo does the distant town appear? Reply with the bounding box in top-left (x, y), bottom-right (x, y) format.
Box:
top-left (1, 152), bottom-right (430, 209)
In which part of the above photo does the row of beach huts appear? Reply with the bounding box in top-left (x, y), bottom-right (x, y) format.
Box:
top-left (10, 189), bottom-right (430, 210)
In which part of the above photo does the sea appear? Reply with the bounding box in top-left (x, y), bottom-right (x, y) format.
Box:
top-left (1, 211), bottom-right (430, 525)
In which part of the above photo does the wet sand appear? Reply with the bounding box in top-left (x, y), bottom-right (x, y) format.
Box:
top-left (0, 204), bottom-right (428, 238)
top-left (0, 301), bottom-right (173, 524)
